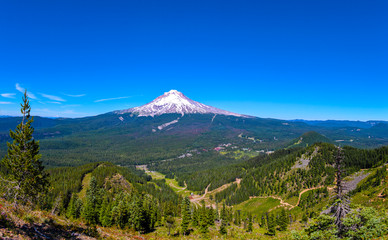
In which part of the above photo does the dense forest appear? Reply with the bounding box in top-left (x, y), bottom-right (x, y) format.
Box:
top-left (0, 95), bottom-right (387, 239)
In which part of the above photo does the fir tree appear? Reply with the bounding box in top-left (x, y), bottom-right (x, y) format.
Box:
top-left (181, 196), bottom-right (191, 235)
top-left (247, 213), bottom-right (253, 232)
top-left (278, 208), bottom-right (288, 231)
top-left (207, 205), bottom-right (215, 226)
top-left (99, 197), bottom-right (112, 227)
top-left (1, 90), bottom-right (48, 206)
top-left (199, 201), bottom-right (208, 234)
top-left (219, 202), bottom-right (228, 235)
top-left (266, 212), bottom-right (276, 236)
top-left (66, 193), bottom-right (80, 219)
top-left (82, 176), bottom-right (100, 225)
top-left (192, 206), bottom-right (198, 226)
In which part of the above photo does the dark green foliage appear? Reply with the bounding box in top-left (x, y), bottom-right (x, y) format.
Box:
top-left (293, 206), bottom-right (388, 240)
top-left (219, 202), bottom-right (228, 235)
top-left (353, 165), bottom-right (387, 194)
top-left (67, 193), bottom-right (82, 219)
top-left (82, 176), bottom-right (100, 225)
top-left (266, 212), bottom-right (276, 236)
top-left (247, 213), bottom-right (253, 232)
top-left (278, 208), bottom-right (289, 231)
top-left (299, 188), bottom-right (329, 211)
top-left (199, 201), bottom-right (208, 234)
top-left (207, 206), bottom-right (215, 226)
top-left (286, 131), bottom-right (333, 149)
top-left (43, 162), bottom-right (99, 212)
top-left (0, 91), bottom-right (48, 206)
top-left (165, 215), bottom-right (175, 236)
top-left (192, 206), bottom-right (199, 226)
top-left (99, 197), bottom-right (112, 227)
top-left (40, 161), bottom-right (180, 233)
top-left (215, 143), bottom-right (388, 206)
top-left (234, 210), bottom-right (241, 226)
top-left (180, 196), bottom-right (191, 235)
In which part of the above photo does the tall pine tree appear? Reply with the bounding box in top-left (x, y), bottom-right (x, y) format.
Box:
top-left (181, 196), bottom-right (191, 235)
top-left (82, 176), bottom-right (100, 225)
top-left (219, 202), bottom-right (228, 235)
top-left (1, 90), bottom-right (48, 206)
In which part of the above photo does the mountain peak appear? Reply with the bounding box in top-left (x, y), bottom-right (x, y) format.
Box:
top-left (116, 90), bottom-right (244, 117)
top-left (165, 89), bottom-right (180, 94)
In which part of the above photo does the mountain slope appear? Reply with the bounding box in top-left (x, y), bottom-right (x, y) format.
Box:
top-left (1, 90), bottom-right (387, 168)
top-left (116, 89), bottom-right (244, 117)
top-left (286, 131), bottom-right (333, 148)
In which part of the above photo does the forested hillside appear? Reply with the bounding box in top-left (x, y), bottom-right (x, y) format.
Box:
top-left (1, 113), bottom-right (388, 169)
top-left (1, 144), bottom-right (387, 239)
top-left (171, 143), bottom-right (388, 204)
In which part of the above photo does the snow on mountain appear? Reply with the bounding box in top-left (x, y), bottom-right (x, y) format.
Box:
top-left (116, 90), bottom-right (244, 117)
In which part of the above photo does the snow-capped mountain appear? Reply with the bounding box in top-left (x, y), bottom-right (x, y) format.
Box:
top-left (116, 90), bottom-right (244, 117)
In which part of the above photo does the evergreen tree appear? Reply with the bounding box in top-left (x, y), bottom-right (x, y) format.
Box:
top-left (67, 193), bottom-right (81, 219)
top-left (302, 212), bottom-right (308, 224)
top-left (66, 194), bottom-right (76, 219)
top-left (260, 214), bottom-right (266, 228)
top-left (207, 206), bottom-right (215, 226)
top-left (181, 196), bottom-right (191, 235)
top-left (1, 91), bottom-right (48, 206)
top-left (219, 202), bottom-right (228, 235)
top-left (247, 213), bottom-right (253, 232)
top-left (165, 215), bottom-right (175, 236)
top-left (132, 196), bottom-right (145, 231)
top-left (82, 176), bottom-right (100, 225)
top-left (234, 210), bottom-right (241, 226)
top-left (74, 197), bottom-right (83, 219)
top-left (192, 206), bottom-right (198, 226)
top-left (199, 201), bottom-right (208, 234)
top-left (278, 208), bottom-right (288, 231)
top-left (99, 197), bottom-right (112, 227)
top-left (266, 212), bottom-right (276, 236)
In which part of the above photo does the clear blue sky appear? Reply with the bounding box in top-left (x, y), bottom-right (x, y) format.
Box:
top-left (0, 0), bottom-right (387, 120)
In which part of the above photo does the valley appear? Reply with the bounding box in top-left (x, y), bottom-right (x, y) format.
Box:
top-left (0, 90), bottom-right (387, 240)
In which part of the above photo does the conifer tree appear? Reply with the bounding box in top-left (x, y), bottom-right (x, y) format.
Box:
top-left (67, 193), bottom-right (79, 219)
top-left (99, 197), bottom-right (112, 227)
top-left (192, 206), bottom-right (198, 226)
top-left (1, 90), bottom-right (48, 206)
top-left (266, 212), bottom-right (276, 236)
top-left (219, 202), bottom-right (228, 235)
top-left (82, 176), bottom-right (100, 225)
top-left (234, 210), bottom-right (241, 226)
top-left (247, 213), bottom-right (253, 232)
top-left (207, 205), bottom-right (215, 226)
top-left (260, 214), bottom-right (266, 227)
top-left (181, 196), bottom-right (191, 235)
top-left (278, 208), bottom-right (288, 231)
top-left (199, 201), bottom-right (208, 234)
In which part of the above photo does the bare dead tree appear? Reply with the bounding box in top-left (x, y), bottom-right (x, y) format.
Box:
top-left (332, 147), bottom-right (350, 236)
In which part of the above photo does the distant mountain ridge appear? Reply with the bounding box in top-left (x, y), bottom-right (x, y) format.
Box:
top-left (116, 89), bottom-right (245, 117)
top-left (291, 119), bottom-right (388, 129)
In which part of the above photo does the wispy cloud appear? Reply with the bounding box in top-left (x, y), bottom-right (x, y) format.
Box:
top-left (34, 108), bottom-right (88, 118)
top-left (1, 93), bottom-right (16, 98)
top-left (15, 83), bottom-right (37, 99)
top-left (48, 101), bottom-right (62, 104)
top-left (0, 101), bottom-right (13, 104)
top-left (40, 93), bottom-right (66, 102)
top-left (94, 96), bottom-right (131, 103)
top-left (15, 83), bottom-right (24, 92)
top-left (64, 93), bottom-right (86, 97)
